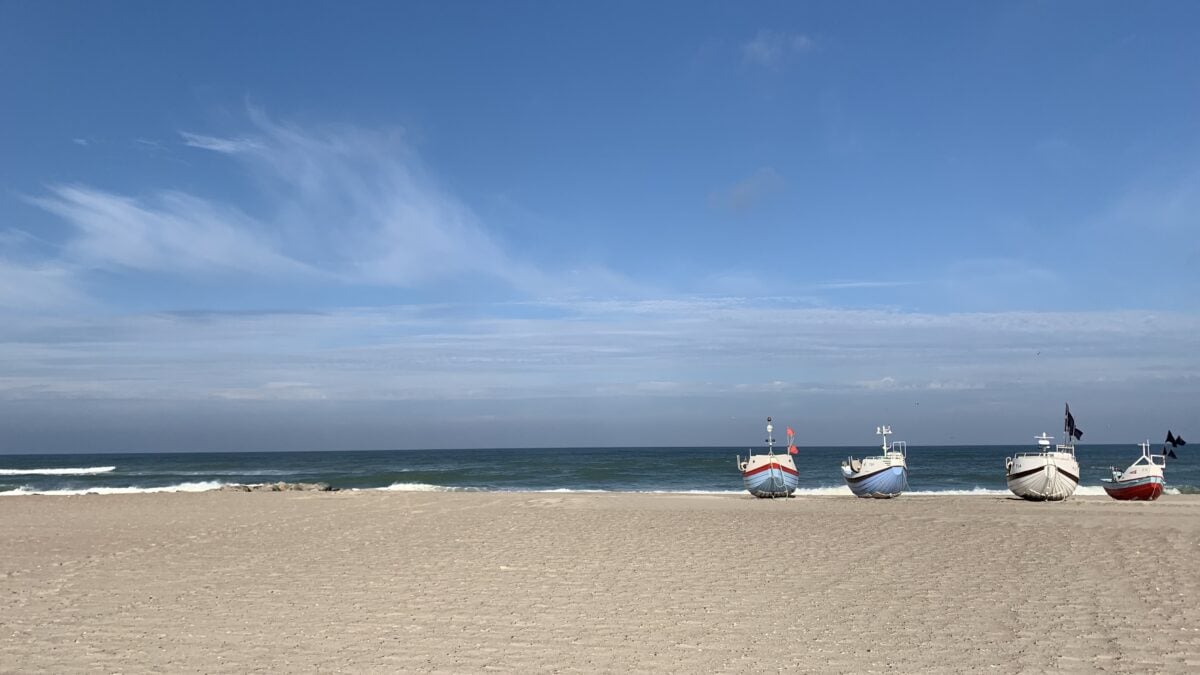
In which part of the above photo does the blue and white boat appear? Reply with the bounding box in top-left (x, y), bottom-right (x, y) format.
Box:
top-left (841, 425), bottom-right (908, 498)
top-left (736, 417), bottom-right (799, 498)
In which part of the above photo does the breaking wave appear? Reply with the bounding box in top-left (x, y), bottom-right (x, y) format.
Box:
top-left (0, 481), bottom-right (224, 496)
top-left (377, 482), bottom-right (480, 492)
top-left (0, 466), bottom-right (116, 476)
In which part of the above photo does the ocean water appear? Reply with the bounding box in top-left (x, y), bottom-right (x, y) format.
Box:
top-left (0, 444), bottom-right (1195, 496)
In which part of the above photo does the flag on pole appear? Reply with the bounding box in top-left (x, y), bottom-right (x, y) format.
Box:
top-left (1165, 430), bottom-right (1184, 459)
top-left (1064, 403), bottom-right (1083, 440)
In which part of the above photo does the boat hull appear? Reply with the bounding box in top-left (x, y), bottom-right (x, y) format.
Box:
top-left (842, 465), bottom-right (907, 498)
top-left (1005, 453), bottom-right (1079, 501)
top-left (1102, 475), bottom-right (1164, 501)
top-left (741, 456), bottom-right (799, 498)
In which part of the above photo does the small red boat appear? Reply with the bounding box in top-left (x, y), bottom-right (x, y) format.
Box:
top-left (1101, 441), bottom-right (1166, 501)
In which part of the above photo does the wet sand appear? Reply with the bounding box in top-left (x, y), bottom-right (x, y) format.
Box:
top-left (3, 491), bottom-right (1199, 672)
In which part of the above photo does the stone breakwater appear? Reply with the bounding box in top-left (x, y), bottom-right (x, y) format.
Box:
top-left (217, 482), bottom-right (335, 492)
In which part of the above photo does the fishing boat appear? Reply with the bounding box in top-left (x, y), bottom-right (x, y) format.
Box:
top-left (840, 425), bottom-right (908, 498)
top-left (1101, 431), bottom-right (1186, 501)
top-left (1004, 404), bottom-right (1082, 501)
top-left (736, 417), bottom-right (799, 498)
top-left (1101, 442), bottom-right (1165, 501)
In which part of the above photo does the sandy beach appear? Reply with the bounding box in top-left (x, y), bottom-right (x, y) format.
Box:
top-left (2, 492), bottom-right (1199, 672)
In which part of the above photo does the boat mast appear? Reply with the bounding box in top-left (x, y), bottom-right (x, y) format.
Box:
top-left (766, 417), bottom-right (774, 452)
top-left (877, 425), bottom-right (891, 453)
top-left (1143, 440), bottom-right (1161, 465)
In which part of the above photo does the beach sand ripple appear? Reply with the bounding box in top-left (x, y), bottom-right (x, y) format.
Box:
top-left (2, 492), bottom-right (1198, 672)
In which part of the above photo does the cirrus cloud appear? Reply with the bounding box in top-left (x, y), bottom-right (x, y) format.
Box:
top-left (742, 30), bottom-right (817, 67)
top-left (29, 109), bottom-right (550, 294)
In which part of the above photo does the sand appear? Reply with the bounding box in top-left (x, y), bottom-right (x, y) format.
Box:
top-left (2, 491), bottom-right (1199, 673)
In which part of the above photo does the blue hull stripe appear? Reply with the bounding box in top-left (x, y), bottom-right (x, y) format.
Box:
top-left (744, 466), bottom-right (799, 497)
top-left (843, 466), bottom-right (907, 498)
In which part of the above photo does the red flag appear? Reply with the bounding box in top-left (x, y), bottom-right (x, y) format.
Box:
top-left (786, 427), bottom-right (794, 436)
top-left (787, 445), bottom-right (798, 455)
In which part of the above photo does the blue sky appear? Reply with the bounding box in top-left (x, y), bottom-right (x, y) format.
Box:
top-left (1, 1), bottom-right (1197, 451)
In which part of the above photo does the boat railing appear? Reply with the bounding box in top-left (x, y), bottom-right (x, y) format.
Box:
top-left (1010, 445), bottom-right (1076, 458)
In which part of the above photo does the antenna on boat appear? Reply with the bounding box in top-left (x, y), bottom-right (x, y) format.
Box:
top-left (766, 416), bottom-right (774, 451)
top-left (877, 425), bottom-right (891, 451)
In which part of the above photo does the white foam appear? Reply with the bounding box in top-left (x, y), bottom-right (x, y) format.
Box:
top-left (793, 486), bottom-right (856, 495)
top-left (0, 481), bottom-right (224, 496)
top-left (0, 466), bottom-right (116, 476)
top-left (368, 485), bottom-right (1073, 497)
top-left (534, 488), bottom-right (609, 493)
top-left (377, 482), bottom-right (476, 492)
top-left (142, 470), bottom-right (296, 477)
top-left (895, 487), bottom-right (1010, 496)
top-left (637, 489), bottom-right (744, 495)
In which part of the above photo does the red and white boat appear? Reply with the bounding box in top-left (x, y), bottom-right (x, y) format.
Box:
top-left (1101, 441), bottom-right (1166, 501)
top-left (736, 417), bottom-right (799, 498)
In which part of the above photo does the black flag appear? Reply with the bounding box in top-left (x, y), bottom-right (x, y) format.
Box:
top-left (1064, 403), bottom-right (1083, 441)
top-left (1166, 431), bottom-right (1186, 447)
top-left (1167, 448), bottom-right (1179, 459)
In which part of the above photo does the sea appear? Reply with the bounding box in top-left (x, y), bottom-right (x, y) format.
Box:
top-left (1, 444), bottom-right (1195, 497)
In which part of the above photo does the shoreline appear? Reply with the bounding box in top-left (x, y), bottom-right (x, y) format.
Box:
top-left (4, 491), bottom-right (1200, 671)
top-left (2, 483), bottom-right (1193, 497)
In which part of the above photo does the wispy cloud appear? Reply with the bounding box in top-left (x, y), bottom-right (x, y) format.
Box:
top-left (1, 298), bottom-right (1195, 446)
top-left (2, 300), bottom-right (1195, 403)
top-left (708, 167), bottom-right (784, 213)
top-left (213, 381), bottom-right (328, 401)
top-left (0, 259), bottom-right (83, 309)
top-left (742, 30), bottom-right (816, 67)
top-left (1060, 171), bottom-right (1200, 308)
top-left (1033, 137), bottom-right (1079, 172)
top-left (1106, 171), bottom-right (1200, 238)
top-left (30, 109), bottom-right (551, 294)
top-left (192, 109), bottom-right (549, 290)
top-left (31, 185), bottom-right (315, 279)
top-left (941, 257), bottom-right (1063, 310)
top-left (815, 280), bottom-right (919, 291)
top-left (179, 131), bottom-right (264, 154)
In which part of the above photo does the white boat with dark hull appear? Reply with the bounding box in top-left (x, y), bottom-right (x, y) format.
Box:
top-left (736, 417), bottom-right (799, 498)
top-left (841, 425), bottom-right (908, 498)
top-left (1005, 404), bottom-right (1083, 501)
